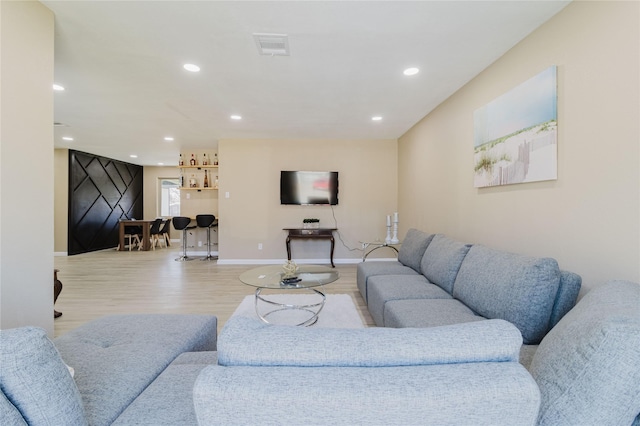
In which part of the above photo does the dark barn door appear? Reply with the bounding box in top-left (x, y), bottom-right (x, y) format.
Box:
top-left (68, 150), bottom-right (143, 255)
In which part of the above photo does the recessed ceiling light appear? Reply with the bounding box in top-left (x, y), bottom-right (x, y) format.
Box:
top-left (164, 136), bottom-right (174, 141)
top-left (53, 84), bottom-right (65, 91)
top-left (371, 116), bottom-right (383, 121)
top-left (183, 63), bottom-right (200, 72)
top-left (403, 67), bottom-right (419, 76)
top-left (62, 136), bottom-right (74, 141)
top-left (130, 155), bottom-right (138, 158)
top-left (230, 115), bottom-right (242, 120)
top-left (158, 162), bottom-right (164, 166)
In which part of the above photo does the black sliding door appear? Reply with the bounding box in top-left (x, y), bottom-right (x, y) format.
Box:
top-left (68, 150), bottom-right (143, 255)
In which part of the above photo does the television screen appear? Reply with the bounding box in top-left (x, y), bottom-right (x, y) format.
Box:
top-left (280, 171), bottom-right (339, 205)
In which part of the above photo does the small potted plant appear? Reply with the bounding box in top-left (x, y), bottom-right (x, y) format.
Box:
top-left (303, 218), bottom-right (320, 229)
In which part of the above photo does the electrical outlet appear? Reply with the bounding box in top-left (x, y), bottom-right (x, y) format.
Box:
top-left (258, 243), bottom-right (263, 250)
top-left (225, 191), bottom-right (230, 199)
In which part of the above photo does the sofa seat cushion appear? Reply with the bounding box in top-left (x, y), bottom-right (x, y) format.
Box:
top-left (420, 235), bottom-right (471, 294)
top-left (0, 327), bottom-right (87, 426)
top-left (530, 280), bottom-right (640, 426)
top-left (356, 261), bottom-right (419, 303)
top-left (112, 351), bottom-right (218, 426)
top-left (397, 229), bottom-right (435, 272)
top-left (366, 275), bottom-right (452, 326)
top-left (453, 245), bottom-right (560, 344)
top-left (384, 299), bottom-right (485, 328)
top-left (54, 314), bottom-right (217, 426)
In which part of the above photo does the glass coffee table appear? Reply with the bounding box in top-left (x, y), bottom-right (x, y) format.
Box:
top-left (239, 264), bottom-right (339, 326)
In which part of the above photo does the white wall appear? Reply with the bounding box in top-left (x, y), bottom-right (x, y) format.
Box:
top-left (398, 1), bottom-right (639, 295)
top-left (0, 1), bottom-right (55, 334)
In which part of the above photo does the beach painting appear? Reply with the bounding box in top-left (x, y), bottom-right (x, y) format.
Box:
top-left (474, 65), bottom-right (557, 188)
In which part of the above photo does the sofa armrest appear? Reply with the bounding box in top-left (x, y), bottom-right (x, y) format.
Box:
top-left (194, 362), bottom-right (540, 426)
top-left (217, 316), bottom-right (522, 367)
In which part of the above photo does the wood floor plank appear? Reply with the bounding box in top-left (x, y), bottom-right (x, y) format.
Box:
top-left (53, 248), bottom-right (374, 337)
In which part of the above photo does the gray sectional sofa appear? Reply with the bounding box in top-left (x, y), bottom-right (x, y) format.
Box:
top-left (357, 229), bottom-right (582, 344)
top-left (2, 250), bottom-right (639, 425)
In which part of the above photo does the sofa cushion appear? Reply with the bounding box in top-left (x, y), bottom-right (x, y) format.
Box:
top-left (384, 298), bottom-right (485, 328)
top-left (0, 388), bottom-right (27, 425)
top-left (453, 245), bottom-right (560, 344)
top-left (397, 229), bottom-right (435, 273)
top-left (356, 261), bottom-right (419, 303)
top-left (54, 314), bottom-right (217, 426)
top-left (112, 351), bottom-right (218, 426)
top-left (218, 316), bottom-right (523, 367)
top-left (548, 270), bottom-right (581, 329)
top-left (530, 280), bottom-right (640, 426)
top-left (420, 235), bottom-right (471, 294)
top-left (366, 275), bottom-right (451, 326)
top-left (0, 327), bottom-right (87, 426)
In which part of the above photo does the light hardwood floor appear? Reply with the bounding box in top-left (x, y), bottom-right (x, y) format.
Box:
top-left (53, 247), bottom-right (374, 337)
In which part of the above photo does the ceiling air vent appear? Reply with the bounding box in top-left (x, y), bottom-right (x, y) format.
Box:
top-left (253, 33), bottom-right (290, 56)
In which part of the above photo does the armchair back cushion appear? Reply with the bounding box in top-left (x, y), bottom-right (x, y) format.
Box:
top-left (453, 245), bottom-right (560, 344)
top-left (420, 235), bottom-right (471, 294)
top-left (530, 280), bottom-right (640, 426)
top-left (0, 327), bottom-right (87, 425)
top-left (397, 229), bottom-right (435, 273)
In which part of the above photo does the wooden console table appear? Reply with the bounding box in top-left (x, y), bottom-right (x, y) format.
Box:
top-left (283, 228), bottom-right (337, 268)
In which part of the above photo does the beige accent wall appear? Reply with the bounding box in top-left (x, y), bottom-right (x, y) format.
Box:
top-left (54, 149), bottom-right (69, 254)
top-left (0, 1), bottom-right (55, 334)
top-left (398, 1), bottom-right (639, 294)
top-left (218, 139), bottom-right (397, 263)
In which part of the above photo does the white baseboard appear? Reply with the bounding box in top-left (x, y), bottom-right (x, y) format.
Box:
top-left (54, 252), bottom-right (68, 257)
top-left (215, 258), bottom-right (396, 265)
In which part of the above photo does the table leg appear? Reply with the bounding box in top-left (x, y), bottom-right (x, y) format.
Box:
top-left (286, 236), bottom-right (292, 261)
top-left (254, 287), bottom-right (326, 326)
top-left (141, 224), bottom-right (151, 251)
top-left (118, 222), bottom-right (125, 251)
top-left (330, 236), bottom-right (335, 268)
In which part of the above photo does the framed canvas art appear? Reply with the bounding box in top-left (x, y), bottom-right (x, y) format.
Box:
top-left (474, 65), bottom-right (557, 188)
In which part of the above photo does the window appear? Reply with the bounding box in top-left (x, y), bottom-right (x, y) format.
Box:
top-left (159, 178), bottom-right (180, 217)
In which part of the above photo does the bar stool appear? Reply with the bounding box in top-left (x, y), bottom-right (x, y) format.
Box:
top-left (172, 216), bottom-right (195, 261)
top-left (196, 214), bottom-right (217, 261)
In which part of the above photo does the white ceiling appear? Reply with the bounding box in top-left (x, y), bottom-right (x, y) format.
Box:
top-left (44, 0), bottom-right (570, 166)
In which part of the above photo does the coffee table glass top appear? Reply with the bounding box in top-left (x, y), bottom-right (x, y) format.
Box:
top-left (239, 264), bottom-right (339, 289)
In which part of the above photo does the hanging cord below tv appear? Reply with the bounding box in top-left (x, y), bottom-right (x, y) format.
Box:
top-left (330, 205), bottom-right (362, 253)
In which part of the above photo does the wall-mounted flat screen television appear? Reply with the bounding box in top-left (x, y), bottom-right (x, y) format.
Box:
top-left (280, 171), bottom-right (339, 205)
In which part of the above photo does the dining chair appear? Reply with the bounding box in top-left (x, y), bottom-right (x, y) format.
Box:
top-left (159, 219), bottom-right (171, 247)
top-left (122, 225), bottom-right (142, 251)
top-left (149, 218), bottom-right (164, 250)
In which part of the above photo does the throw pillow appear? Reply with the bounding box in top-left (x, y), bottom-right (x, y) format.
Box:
top-left (0, 327), bottom-right (88, 425)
